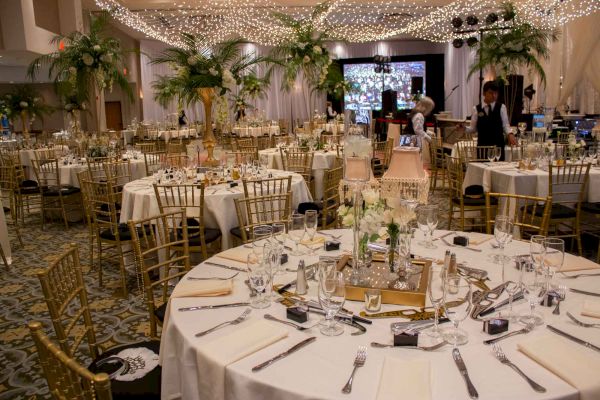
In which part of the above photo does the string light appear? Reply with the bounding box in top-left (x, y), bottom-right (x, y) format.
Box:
top-left (95, 0), bottom-right (599, 46)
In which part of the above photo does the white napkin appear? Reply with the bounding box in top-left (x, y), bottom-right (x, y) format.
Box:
top-left (582, 300), bottom-right (600, 319)
top-left (216, 246), bottom-right (252, 264)
top-left (376, 357), bottom-right (431, 400)
top-left (464, 232), bottom-right (493, 246)
top-left (560, 253), bottom-right (600, 272)
top-left (518, 334), bottom-right (600, 400)
top-left (196, 320), bottom-right (288, 400)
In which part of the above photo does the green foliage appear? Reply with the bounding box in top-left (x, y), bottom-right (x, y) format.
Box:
top-left (151, 34), bottom-right (271, 108)
top-left (314, 61), bottom-right (358, 99)
top-left (2, 85), bottom-right (53, 123)
top-left (27, 11), bottom-right (133, 104)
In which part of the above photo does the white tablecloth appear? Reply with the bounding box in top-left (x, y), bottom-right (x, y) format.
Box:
top-left (158, 128), bottom-right (197, 143)
top-left (55, 157), bottom-right (147, 188)
top-left (119, 169), bottom-right (312, 249)
top-left (233, 126), bottom-right (280, 137)
top-left (121, 129), bottom-right (136, 146)
top-left (463, 162), bottom-right (600, 203)
top-left (450, 140), bottom-right (520, 163)
top-left (19, 146), bottom-right (70, 179)
top-left (0, 198), bottom-right (11, 266)
top-left (258, 148), bottom-right (338, 200)
top-left (161, 228), bottom-right (599, 400)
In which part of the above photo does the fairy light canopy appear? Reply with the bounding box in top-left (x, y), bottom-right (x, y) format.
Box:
top-left (95, 0), bottom-right (599, 46)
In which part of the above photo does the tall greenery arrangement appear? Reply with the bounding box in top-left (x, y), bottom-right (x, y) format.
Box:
top-left (27, 12), bottom-right (132, 132)
top-left (2, 85), bottom-right (52, 139)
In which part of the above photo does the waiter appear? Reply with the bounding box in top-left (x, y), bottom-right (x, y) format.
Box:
top-left (461, 80), bottom-right (516, 160)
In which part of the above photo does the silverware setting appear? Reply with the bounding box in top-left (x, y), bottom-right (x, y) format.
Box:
top-left (251, 336), bottom-right (317, 372)
top-left (204, 261), bottom-right (247, 272)
top-left (195, 308), bottom-right (251, 337)
top-left (370, 340), bottom-right (448, 351)
top-left (341, 346), bottom-right (367, 394)
top-left (187, 272), bottom-right (239, 281)
top-left (179, 302), bottom-right (250, 312)
top-left (263, 314), bottom-right (319, 331)
top-left (566, 311), bottom-right (600, 328)
top-left (552, 285), bottom-right (566, 315)
top-left (483, 324), bottom-right (534, 345)
top-left (547, 325), bottom-right (600, 352)
top-left (492, 344), bottom-right (546, 393)
top-left (452, 348), bottom-right (479, 399)
top-left (560, 272), bottom-right (600, 279)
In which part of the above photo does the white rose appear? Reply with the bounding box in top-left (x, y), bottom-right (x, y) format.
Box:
top-left (222, 69), bottom-right (235, 88)
top-left (69, 66), bottom-right (77, 75)
top-left (82, 53), bottom-right (94, 66)
top-left (313, 45), bottom-right (322, 54)
top-left (93, 45), bottom-right (101, 51)
top-left (19, 101), bottom-right (28, 108)
top-left (303, 55), bottom-right (311, 64)
top-left (362, 189), bottom-right (379, 205)
top-left (337, 205), bottom-right (348, 216)
top-left (297, 42), bottom-right (306, 49)
top-left (342, 213), bottom-right (354, 227)
top-left (99, 53), bottom-right (111, 63)
top-left (187, 56), bottom-right (197, 66)
top-left (208, 67), bottom-right (218, 76)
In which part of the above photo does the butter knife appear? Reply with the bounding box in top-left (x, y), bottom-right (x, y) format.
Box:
top-left (251, 336), bottom-right (317, 372)
top-left (569, 288), bottom-right (600, 297)
top-left (204, 261), bottom-right (247, 272)
top-left (178, 302), bottom-right (250, 312)
top-left (452, 348), bottom-right (479, 399)
top-left (547, 325), bottom-right (600, 352)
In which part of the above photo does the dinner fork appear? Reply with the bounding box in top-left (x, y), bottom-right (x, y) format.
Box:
top-left (263, 314), bottom-right (319, 331)
top-left (195, 308), bottom-right (251, 337)
top-left (552, 285), bottom-right (566, 315)
top-left (187, 272), bottom-right (239, 281)
top-left (483, 324), bottom-right (534, 345)
top-left (341, 346), bottom-right (367, 394)
top-left (566, 311), bottom-right (600, 328)
top-left (492, 344), bottom-right (546, 392)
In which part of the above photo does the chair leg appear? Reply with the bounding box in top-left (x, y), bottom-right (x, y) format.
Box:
top-left (0, 244), bottom-right (8, 269)
top-left (98, 239), bottom-right (103, 287)
top-left (447, 201), bottom-right (453, 230)
top-left (60, 196), bottom-right (69, 229)
top-left (117, 243), bottom-right (129, 298)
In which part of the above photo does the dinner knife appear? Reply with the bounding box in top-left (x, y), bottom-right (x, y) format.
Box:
top-left (251, 336), bottom-right (317, 372)
top-left (547, 325), bottom-right (600, 353)
top-left (478, 291), bottom-right (525, 317)
top-left (204, 261), bottom-right (247, 272)
top-left (178, 302), bottom-right (250, 312)
top-left (569, 288), bottom-right (600, 297)
top-left (452, 348), bottom-right (479, 399)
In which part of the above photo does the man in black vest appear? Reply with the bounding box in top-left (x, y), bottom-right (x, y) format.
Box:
top-left (461, 80), bottom-right (516, 160)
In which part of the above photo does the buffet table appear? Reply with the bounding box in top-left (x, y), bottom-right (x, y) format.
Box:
top-left (119, 169), bottom-right (312, 249)
top-left (463, 161), bottom-right (600, 202)
top-left (160, 228), bottom-right (600, 400)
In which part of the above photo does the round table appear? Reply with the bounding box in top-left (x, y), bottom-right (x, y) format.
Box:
top-left (161, 229), bottom-right (600, 400)
top-left (19, 146), bottom-right (69, 179)
top-left (258, 148), bottom-right (338, 200)
top-left (233, 125), bottom-right (280, 137)
top-left (119, 169), bottom-right (312, 249)
top-left (55, 156), bottom-right (147, 188)
top-left (158, 128), bottom-right (197, 143)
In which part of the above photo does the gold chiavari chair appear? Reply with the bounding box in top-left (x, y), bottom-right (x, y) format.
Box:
top-left (154, 183), bottom-right (222, 260)
top-left (165, 153), bottom-right (190, 169)
top-left (280, 148), bottom-right (314, 197)
top-left (128, 209), bottom-right (191, 339)
top-left (278, 119), bottom-right (288, 135)
top-left (546, 162), bottom-right (591, 255)
top-left (28, 321), bottom-right (112, 400)
top-left (144, 151), bottom-right (166, 176)
top-left (446, 155), bottom-right (490, 231)
top-left (77, 170), bottom-right (96, 267)
top-left (254, 136), bottom-right (272, 151)
top-left (234, 137), bottom-right (254, 151)
top-left (428, 136), bottom-right (446, 193)
top-left (485, 193), bottom-right (552, 238)
top-left (233, 192), bottom-right (292, 244)
top-left (31, 158), bottom-right (81, 229)
top-left (167, 141), bottom-right (184, 154)
top-left (87, 179), bottom-right (132, 296)
top-left (241, 175), bottom-right (292, 197)
top-left (86, 157), bottom-right (111, 182)
top-left (456, 140), bottom-right (496, 163)
top-left (320, 165), bottom-right (343, 229)
top-left (103, 159), bottom-right (132, 191)
top-left (372, 139), bottom-right (394, 178)
top-left (34, 148), bottom-right (58, 162)
top-left (135, 142), bottom-right (156, 153)
top-left (1, 150), bottom-right (42, 224)
top-left (557, 132), bottom-right (570, 144)
top-left (35, 243), bottom-right (162, 398)
top-left (0, 164), bottom-right (24, 246)
top-left (228, 148), bottom-right (258, 164)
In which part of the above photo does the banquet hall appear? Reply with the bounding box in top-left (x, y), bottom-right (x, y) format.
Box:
top-left (1, 0), bottom-right (600, 399)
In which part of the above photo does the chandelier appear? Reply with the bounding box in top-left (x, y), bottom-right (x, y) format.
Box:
top-left (95, 0), bottom-right (599, 46)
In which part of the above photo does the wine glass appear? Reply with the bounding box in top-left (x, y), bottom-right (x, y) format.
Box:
top-left (544, 237), bottom-right (564, 286)
top-left (417, 205), bottom-right (438, 249)
top-left (519, 259), bottom-right (546, 326)
top-left (518, 122), bottom-right (527, 136)
top-left (426, 264), bottom-right (445, 338)
top-left (318, 271), bottom-right (346, 336)
top-left (288, 213), bottom-right (306, 256)
top-left (494, 147), bottom-right (502, 162)
top-left (487, 147), bottom-right (495, 164)
top-left (263, 240), bottom-right (282, 300)
top-left (305, 210), bottom-right (318, 242)
top-left (442, 275), bottom-right (472, 346)
top-left (493, 215), bottom-right (513, 264)
top-left (251, 225), bottom-right (272, 257)
top-left (500, 257), bottom-right (521, 322)
top-left (247, 253), bottom-right (271, 309)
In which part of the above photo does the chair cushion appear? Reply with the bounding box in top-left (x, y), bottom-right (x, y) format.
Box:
top-left (535, 203), bottom-right (576, 219)
top-left (43, 186), bottom-right (81, 197)
top-left (154, 303), bottom-right (167, 324)
top-left (452, 195), bottom-right (497, 207)
top-left (100, 223), bottom-right (136, 241)
top-left (20, 179), bottom-right (38, 188)
top-left (581, 202), bottom-right (600, 214)
top-left (464, 185), bottom-right (484, 199)
top-left (2, 206), bottom-right (9, 213)
top-left (88, 340), bottom-right (161, 400)
top-left (298, 202), bottom-right (322, 214)
top-left (188, 228), bottom-right (222, 246)
top-left (230, 226), bottom-right (250, 239)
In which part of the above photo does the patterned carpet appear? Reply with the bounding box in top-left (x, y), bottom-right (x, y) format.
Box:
top-left (1, 186), bottom-right (597, 399)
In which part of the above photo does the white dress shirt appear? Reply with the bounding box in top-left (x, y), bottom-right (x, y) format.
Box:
top-left (465, 102), bottom-right (511, 136)
top-left (411, 112), bottom-right (432, 148)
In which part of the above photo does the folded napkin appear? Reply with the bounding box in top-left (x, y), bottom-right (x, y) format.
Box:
top-left (216, 246), bottom-right (253, 264)
top-left (518, 334), bottom-right (600, 400)
top-left (196, 320), bottom-right (288, 400)
top-left (582, 300), bottom-right (600, 319)
top-left (464, 232), bottom-right (493, 246)
top-left (376, 357), bottom-right (431, 400)
top-left (301, 235), bottom-right (326, 246)
top-left (560, 253), bottom-right (600, 272)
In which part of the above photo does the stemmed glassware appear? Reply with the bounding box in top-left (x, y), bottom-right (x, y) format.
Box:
top-left (487, 147), bottom-right (496, 163)
top-left (318, 271), bottom-right (346, 336)
top-left (427, 264), bottom-right (445, 338)
top-left (247, 253), bottom-right (271, 309)
top-left (251, 225), bottom-right (272, 257)
top-left (519, 259), bottom-right (547, 326)
top-left (544, 237), bottom-right (565, 287)
top-left (288, 213), bottom-right (306, 255)
top-left (494, 147), bottom-right (502, 162)
top-left (500, 256), bottom-right (521, 322)
top-left (305, 210), bottom-right (318, 242)
top-left (417, 205), bottom-right (438, 249)
top-left (442, 275), bottom-right (472, 346)
top-left (518, 122), bottom-right (527, 137)
top-left (263, 240), bottom-right (282, 300)
top-left (493, 216), bottom-right (513, 264)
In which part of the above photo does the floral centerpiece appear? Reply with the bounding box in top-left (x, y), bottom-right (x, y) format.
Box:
top-left (567, 133), bottom-right (586, 161)
top-left (62, 94), bottom-right (87, 136)
top-left (2, 85), bottom-right (52, 143)
top-left (383, 198), bottom-right (416, 276)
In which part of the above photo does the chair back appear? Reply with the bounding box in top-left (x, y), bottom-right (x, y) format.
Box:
top-left (242, 175), bottom-right (292, 197)
top-left (103, 159), bottom-right (132, 188)
top-left (88, 180), bottom-right (121, 239)
top-left (144, 151), bottom-right (166, 176)
top-left (32, 158), bottom-right (61, 188)
top-left (321, 165), bottom-right (343, 228)
top-left (234, 193), bottom-right (292, 243)
top-left (254, 136), bottom-right (272, 151)
top-left (445, 155), bottom-right (464, 198)
top-left (228, 148), bottom-right (258, 163)
top-left (280, 149), bottom-right (313, 175)
top-left (86, 157), bottom-right (110, 182)
top-left (485, 192), bottom-right (552, 237)
top-left (557, 132), bottom-right (570, 144)
top-left (166, 154), bottom-right (190, 168)
top-left (36, 244), bottom-right (98, 359)
top-left (548, 163), bottom-right (591, 206)
top-left (167, 142), bottom-right (184, 154)
top-left (135, 142), bottom-right (156, 153)
top-left (456, 140), bottom-right (494, 162)
top-left (128, 209), bottom-right (191, 338)
top-left (29, 321), bottom-right (112, 400)
top-left (234, 138), bottom-right (254, 151)
top-left (34, 148), bottom-right (58, 162)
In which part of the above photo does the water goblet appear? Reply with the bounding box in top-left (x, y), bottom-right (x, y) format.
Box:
top-left (318, 271), bottom-right (346, 336)
top-left (251, 225), bottom-right (273, 257)
top-left (247, 253), bottom-right (271, 309)
top-left (494, 147), bottom-right (502, 162)
top-left (519, 260), bottom-right (546, 326)
top-left (288, 213), bottom-right (306, 256)
top-left (487, 147), bottom-right (496, 163)
top-left (442, 275), bottom-right (472, 346)
top-left (518, 122), bottom-right (527, 137)
top-left (544, 237), bottom-right (564, 286)
top-left (493, 215), bottom-right (513, 264)
top-left (263, 241), bottom-right (282, 300)
top-left (305, 210), bottom-right (318, 242)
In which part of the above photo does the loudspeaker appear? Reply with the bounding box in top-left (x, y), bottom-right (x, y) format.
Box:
top-left (411, 77), bottom-right (424, 95)
top-left (382, 90), bottom-right (397, 115)
top-left (497, 74), bottom-right (523, 126)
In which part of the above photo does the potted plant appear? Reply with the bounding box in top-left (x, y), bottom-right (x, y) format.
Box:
top-left (2, 85), bottom-right (52, 144)
top-left (28, 12), bottom-right (133, 134)
top-left (151, 33), bottom-right (271, 166)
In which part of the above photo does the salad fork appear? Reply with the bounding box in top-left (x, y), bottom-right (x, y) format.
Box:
top-left (342, 346), bottom-right (367, 394)
top-left (263, 314), bottom-right (319, 331)
top-left (492, 344), bottom-right (546, 392)
top-left (195, 308), bottom-right (251, 337)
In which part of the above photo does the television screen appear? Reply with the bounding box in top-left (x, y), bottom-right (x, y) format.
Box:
top-left (532, 114), bottom-right (545, 128)
top-left (343, 61), bottom-right (426, 111)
